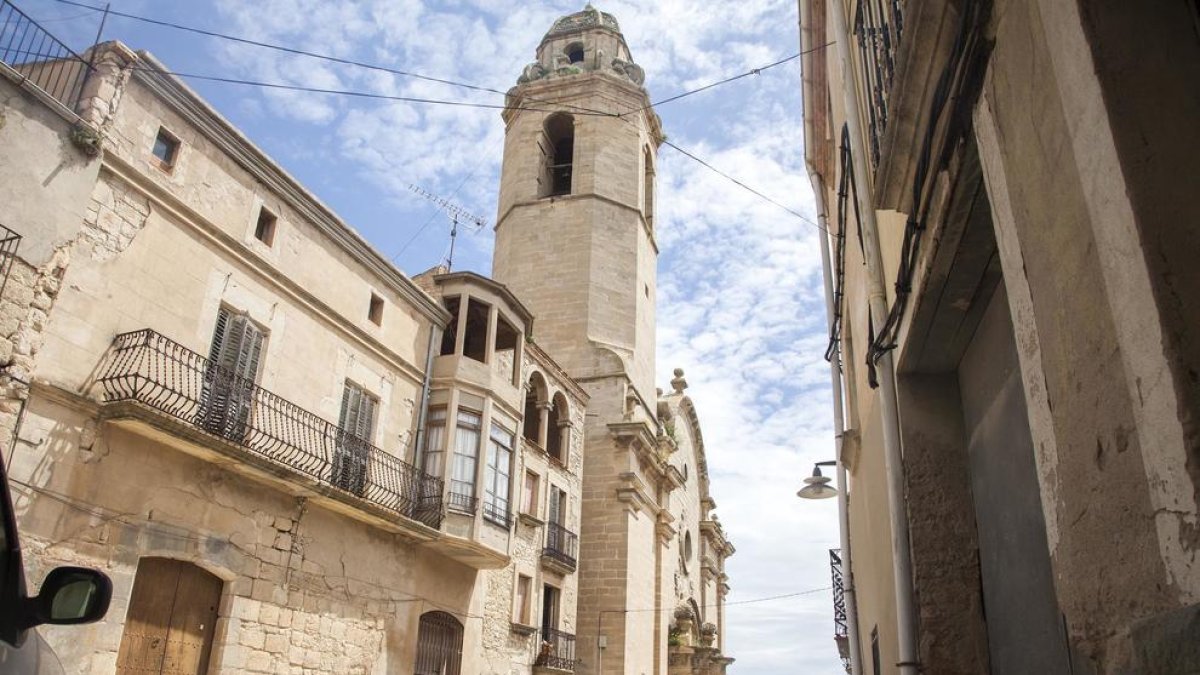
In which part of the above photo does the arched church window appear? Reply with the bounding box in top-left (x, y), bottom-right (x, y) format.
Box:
top-left (541, 113), bottom-right (574, 198)
top-left (565, 42), bottom-right (585, 64)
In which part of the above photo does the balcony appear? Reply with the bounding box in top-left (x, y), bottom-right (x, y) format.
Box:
top-left (541, 521), bottom-right (577, 574)
top-left (534, 628), bottom-right (576, 673)
top-left (830, 549), bottom-right (851, 674)
top-left (482, 500), bottom-right (512, 529)
top-left (97, 329), bottom-right (444, 531)
top-left (0, 0), bottom-right (92, 111)
top-left (447, 484), bottom-right (478, 515)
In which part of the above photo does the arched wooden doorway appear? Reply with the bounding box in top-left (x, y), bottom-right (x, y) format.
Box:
top-left (116, 558), bottom-right (223, 674)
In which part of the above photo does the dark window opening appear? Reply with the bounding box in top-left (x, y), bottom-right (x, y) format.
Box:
top-left (643, 146), bottom-right (655, 229)
top-left (541, 584), bottom-right (560, 635)
top-left (440, 296), bottom-right (461, 356)
top-left (546, 393), bottom-right (567, 463)
top-left (254, 207), bottom-right (277, 246)
top-left (368, 292), bottom-right (384, 326)
top-left (541, 113), bottom-right (575, 198)
top-left (566, 43), bottom-right (585, 64)
top-left (494, 314), bottom-right (519, 384)
top-left (871, 627), bottom-right (880, 675)
top-left (152, 127), bottom-right (179, 169)
top-left (524, 373), bottom-right (548, 445)
top-left (462, 298), bottom-right (490, 363)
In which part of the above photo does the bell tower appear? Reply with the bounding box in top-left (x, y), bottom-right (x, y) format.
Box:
top-left (492, 6), bottom-right (666, 675)
top-left (493, 4), bottom-right (662, 406)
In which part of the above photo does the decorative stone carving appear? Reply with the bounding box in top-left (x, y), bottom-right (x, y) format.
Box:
top-left (546, 3), bottom-right (621, 38)
top-left (701, 622), bottom-right (718, 647)
top-left (611, 58), bottom-right (645, 85)
top-left (670, 367), bottom-right (688, 393)
top-left (517, 62), bottom-right (549, 85)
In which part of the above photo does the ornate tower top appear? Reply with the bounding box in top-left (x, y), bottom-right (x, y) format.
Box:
top-left (514, 4), bottom-right (647, 90)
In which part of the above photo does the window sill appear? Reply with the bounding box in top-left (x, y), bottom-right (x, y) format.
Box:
top-left (511, 622), bottom-right (537, 636)
top-left (519, 512), bottom-right (545, 528)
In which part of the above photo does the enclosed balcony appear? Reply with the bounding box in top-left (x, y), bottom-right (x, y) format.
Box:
top-left (96, 329), bottom-right (444, 533)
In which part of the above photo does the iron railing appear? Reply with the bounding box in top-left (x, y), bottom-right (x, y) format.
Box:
top-left (447, 485), bottom-right (478, 515)
top-left (0, 0), bottom-right (92, 110)
top-left (97, 329), bottom-right (444, 529)
top-left (830, 549), bottom-right (851, 673)
top-left (543, 521), bottom-right (578, 570)
top-left (854, 0), bottom-right (905, 167)
top-left (536, 628), bottom-right (576, 671)
top-left (0, 224), bottom-right (21, 305)
top-left (482, 499), bottom-right (511, 529)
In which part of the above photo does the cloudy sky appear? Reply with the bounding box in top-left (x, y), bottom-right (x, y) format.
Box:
top-left (30, 0), bottom-right (844, 671)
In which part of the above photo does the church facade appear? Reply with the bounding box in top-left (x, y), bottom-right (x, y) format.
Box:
top-left (0, 4), bottom-right (731, 674)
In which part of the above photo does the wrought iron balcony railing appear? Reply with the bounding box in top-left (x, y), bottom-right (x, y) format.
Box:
top-left (535, 628), bottom-right (576, 671)
top-left (0, 224), bottom-right (21, 303)
top-left (447, 484), bottom-right (478, 515)
top-left (543, 521), bottom-right (578, 570)
top-left (830, 548), bottom-right (851, 674)
top-left (0, 0), bottom-right (93, 110)
top-left (854, 0), bottom-right (905, 167)
top-left (482, 499), bottom-right (511, 529)
top-left (97, 329), bottom-right (444, 529)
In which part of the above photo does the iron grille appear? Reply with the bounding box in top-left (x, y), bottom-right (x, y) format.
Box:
top-left (830, 548), bottom-right (852, 674)
top-left (854, 0), bottom-right (905, 167)
top-left (0, 0), bottom-right (92, 110)
top-left (447, 485), bottom-right (478, 515)
top-left (543, 521), bottom-right (578, 570)
top-left (482, 499), bottom-right (511, 529)
top-left (535, 628), bottom-right (576, 671)
top-left (0, 224), bottom-right (21, 305)
top-left (97, 329), bottom-right (445, 529)
top-left (414, 611), bottom-right (463, 675)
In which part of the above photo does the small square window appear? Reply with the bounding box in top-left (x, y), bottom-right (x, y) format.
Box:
top-left (368, 292), bottom-right (384, 326)
top-left (151, 127), bottom-right (179, 170)
top-left (254, 207), bottom-right (277, 246)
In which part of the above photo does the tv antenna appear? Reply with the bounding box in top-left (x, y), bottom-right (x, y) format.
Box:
top-left (408, 184), bottom-right (487, 271)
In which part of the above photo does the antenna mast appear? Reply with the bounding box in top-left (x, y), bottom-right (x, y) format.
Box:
top-left (408, 184), bottom-right (488, 271)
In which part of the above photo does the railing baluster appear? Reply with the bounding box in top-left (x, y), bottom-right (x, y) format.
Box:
top-left (0, 0), bottom-right (93, 113)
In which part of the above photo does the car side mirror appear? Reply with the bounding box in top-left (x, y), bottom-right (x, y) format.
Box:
top-left (32, 567), bottom-right (112, 626)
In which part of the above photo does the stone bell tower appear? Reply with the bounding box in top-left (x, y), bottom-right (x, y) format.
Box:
top-left (492, 6), bottom-right (669, 675)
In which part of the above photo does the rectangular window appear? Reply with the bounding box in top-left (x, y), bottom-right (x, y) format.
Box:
top-left (515, 574), bottom-right (532, 625)
top-left (484, 422), bottom-right (513, 527)
top-left (463, 298), bottom-right (490, 363)
top-left (449, 409), bottom-right (481, 512)
top-left (440, 296), bottom-right (460, 356)
top-left (548, 485), bottom-right (565, 526)
top-left (522, 470), bottom-right (539, 516)
top-left (541, 584), bottom-right (560, 635)
top-left (254, 207), bottom-right (277, 246)
top-left (423, 407), bottom-right (447, 477)
top-left (152, 127), bottom-right (180, 170)
top-left (199, 307), bottom-right (264, 442)
top-left (334, 381), bottom-right (377, 496)
top-left (368, 292), bottom-right (384, 326)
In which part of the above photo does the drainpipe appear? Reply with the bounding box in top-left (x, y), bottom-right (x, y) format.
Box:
top-left (824, 2), bottom-right (920, 673)
top-left (412, 325), bottom-right (441, 471)
top-left (799, 6), bottom-right (863, 675)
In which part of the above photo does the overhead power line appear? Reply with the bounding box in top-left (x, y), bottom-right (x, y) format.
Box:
top-left (624, 41), bottom-right (836, 116)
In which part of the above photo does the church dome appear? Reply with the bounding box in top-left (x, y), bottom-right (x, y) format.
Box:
top-left (546, 4), bottom-right (622, 39)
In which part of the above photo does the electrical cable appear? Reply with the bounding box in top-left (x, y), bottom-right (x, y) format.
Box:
top-left (45, 0), bottom-right (622, 120)
top-left (622, 41), bottom-right (835, 116)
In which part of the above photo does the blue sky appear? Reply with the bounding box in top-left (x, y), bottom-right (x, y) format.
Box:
top-left (26, 0), bottom-right (844, 671)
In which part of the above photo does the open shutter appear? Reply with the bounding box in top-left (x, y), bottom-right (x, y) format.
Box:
top-left (200, 308), bottom-right (262, 441)
top-left (549, 486), bottom-right (562, 525)
top-left (334, 383), bottom-right (372, 496)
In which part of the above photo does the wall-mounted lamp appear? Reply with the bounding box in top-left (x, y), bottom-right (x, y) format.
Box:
top-left (797, 460), bottom-right (838, 500)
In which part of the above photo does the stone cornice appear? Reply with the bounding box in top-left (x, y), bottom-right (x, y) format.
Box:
top-left (615, 471), bottom-right (655, 514)
top-left (128, 50), bottom-right (450, 327)
top-left (609, 421), bottom-right (675, 489)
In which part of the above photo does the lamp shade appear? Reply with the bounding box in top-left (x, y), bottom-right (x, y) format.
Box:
top-left (796, 467), bottom-right (837, 500)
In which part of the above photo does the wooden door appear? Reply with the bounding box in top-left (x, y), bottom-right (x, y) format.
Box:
top-left (117, 558), bottom-right (222, 675)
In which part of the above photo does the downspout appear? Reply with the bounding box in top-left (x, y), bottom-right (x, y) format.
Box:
top-left (412, 325), bottom-right (440, 471)
top-left (799, 5), bottom-right (863, 674)
top-left (827, 2), bottom-right (920, 674)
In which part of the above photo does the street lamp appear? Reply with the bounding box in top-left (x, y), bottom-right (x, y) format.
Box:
top-left (797, 460), bottom-right (837, 500)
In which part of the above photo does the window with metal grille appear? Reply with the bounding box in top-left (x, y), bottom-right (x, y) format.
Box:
top-left (449, 409), bottom-right (481, 512)
top-left (484, 422), bottom-right (514, 527)
top-left (333, 381), bottom-right (377, 496)
top-left (413, 611), bottom-right (463, 675)
top-left (198, 307), bottom-right (264, 442)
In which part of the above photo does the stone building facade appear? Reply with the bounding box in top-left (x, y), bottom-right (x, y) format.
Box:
top-left (0, 4), bottom-right (732, 675)
top-left (800, 1), bottom-right (1200, 674)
